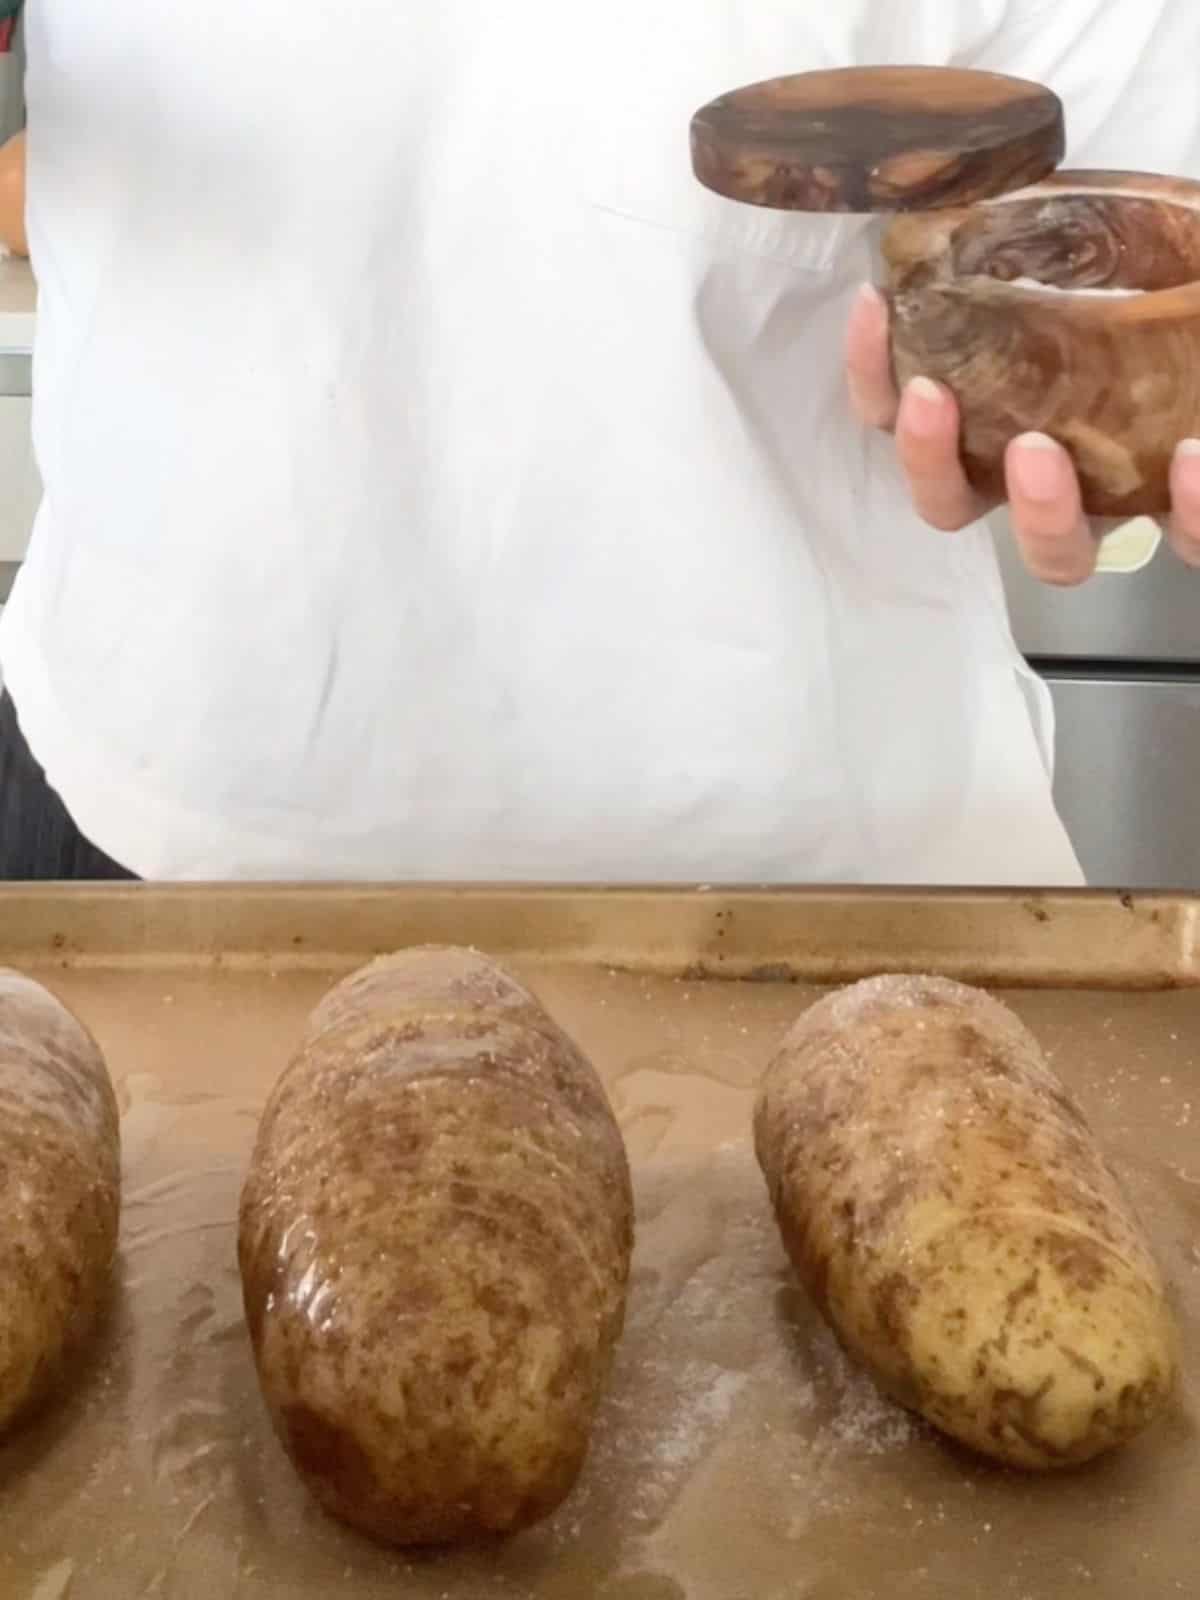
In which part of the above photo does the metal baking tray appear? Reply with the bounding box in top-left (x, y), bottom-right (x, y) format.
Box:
top-left (0, 886), bottom-right (1197, 1600)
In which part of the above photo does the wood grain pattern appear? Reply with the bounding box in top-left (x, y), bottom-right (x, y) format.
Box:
top-left (884, 172), bottom-right (1200, 517)
top-left (690, 66), bottom-right (1065, 213)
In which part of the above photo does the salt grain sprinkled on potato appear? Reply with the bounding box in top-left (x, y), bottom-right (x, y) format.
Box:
top-left (238, 946), bottom-right (634, 1546)
top-left (754, 974), bottom-right (1177, 1469)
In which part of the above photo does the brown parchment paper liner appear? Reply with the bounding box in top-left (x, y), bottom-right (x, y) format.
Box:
top-left (0, 887), bottom-right (1196, 1599)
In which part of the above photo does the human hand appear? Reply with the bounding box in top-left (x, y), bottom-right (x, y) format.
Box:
top-left (845, 283), bottom-right (1200, 585)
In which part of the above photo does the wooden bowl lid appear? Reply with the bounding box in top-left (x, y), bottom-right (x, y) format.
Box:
top-left (690, 66), bottom-right (1065, 213)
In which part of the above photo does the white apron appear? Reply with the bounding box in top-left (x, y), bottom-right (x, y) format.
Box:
top-left (3, 0), bottom-right (1196, 881)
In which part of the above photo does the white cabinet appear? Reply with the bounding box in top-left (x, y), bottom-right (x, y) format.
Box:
top-left (0, 261), bottom-right (41, 575)
top-left (0, 391), bottom-right (37, 562)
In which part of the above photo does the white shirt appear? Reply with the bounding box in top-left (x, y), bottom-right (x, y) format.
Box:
top-left (3, 0), bottom-right (1197, 881)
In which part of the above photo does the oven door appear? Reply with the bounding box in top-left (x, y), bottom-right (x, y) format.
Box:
top-left (994, 522), bottom-right (1200, 664)
top-left (1037, 670), bottom-right (1200, 889)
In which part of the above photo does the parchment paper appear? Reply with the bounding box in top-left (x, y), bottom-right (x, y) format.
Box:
top-left (1, 957), bottom-right (1197, 1599)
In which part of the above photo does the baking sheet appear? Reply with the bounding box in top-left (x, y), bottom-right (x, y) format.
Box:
top-left (0, 888), bottom-right (1198, 1600)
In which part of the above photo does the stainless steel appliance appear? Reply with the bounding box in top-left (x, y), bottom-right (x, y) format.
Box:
top-left (995, 530), bottom-right (1200, 887)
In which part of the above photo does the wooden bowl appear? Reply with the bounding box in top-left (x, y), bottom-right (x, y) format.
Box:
top-left (884, 171), bottom-right (1200, 518)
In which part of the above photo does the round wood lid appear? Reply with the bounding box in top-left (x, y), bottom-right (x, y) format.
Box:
top-left (690, 66), bottom-right (1065, 213)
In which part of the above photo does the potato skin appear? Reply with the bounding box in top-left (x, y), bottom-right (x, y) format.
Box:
top-left (0, 971), bottom-right (121, 1434)
top-left (754, 975), bottom-right (1177, 1469)
top-left (238, 947), bottom-right (634, 1546)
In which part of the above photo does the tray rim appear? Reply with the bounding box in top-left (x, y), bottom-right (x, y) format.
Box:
top-left (0, 882), bottom-right (1194, 988)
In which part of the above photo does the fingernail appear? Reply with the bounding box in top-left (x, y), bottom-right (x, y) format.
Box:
top-left (855, 282), bottom-right (885, 309)
top-left (1175, 438), bottom-right (1200, 460)
top-left (1011, 432), bottom-right (1067, 501)
top-left (906, 376), bottom-right (943, 404)
top-left (901, 376), bottom-right (946, 435)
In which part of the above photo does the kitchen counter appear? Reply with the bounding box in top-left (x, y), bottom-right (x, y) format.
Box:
top-left (0, 252), bottom-right (34, 353)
